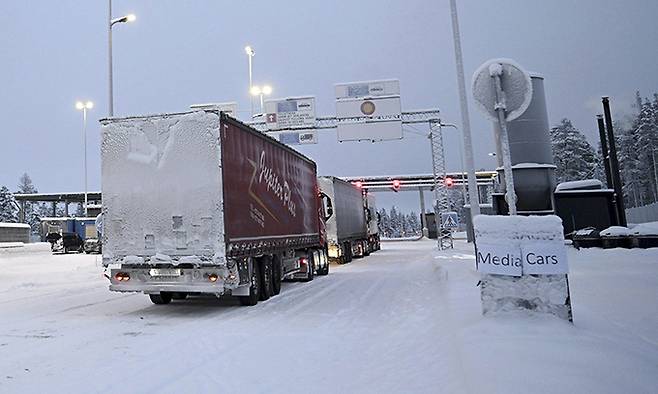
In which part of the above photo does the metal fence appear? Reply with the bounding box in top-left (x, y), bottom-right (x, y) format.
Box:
top-left (626, 202), bottom-right (658, 224)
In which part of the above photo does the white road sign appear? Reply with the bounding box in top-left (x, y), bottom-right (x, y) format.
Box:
top-left (335, 79), bottom-right (400, 99)
top-left (270, 130), bottom-right (318, 145)
top-left (336, 96), bottom-right (402, 142)
top-left (264, 96), bottom-right (316, 131)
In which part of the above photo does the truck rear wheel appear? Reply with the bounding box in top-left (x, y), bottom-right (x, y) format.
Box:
top-left (239, 258), bottom-right (261, 306)
top-left (344, 242), bottom-right (353, 263)
top-left (149, 293), bottom-right (172, 305)
top-left (271, 255), bottom-right (282, 295)
top-left (259, 256), bottom-right (273, 301)
top-left (318, 249), bottom-right (329, 276)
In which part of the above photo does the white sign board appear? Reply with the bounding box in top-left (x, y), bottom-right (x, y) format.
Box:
top-left (335, 79), bottom-right (400, 99)
top-left (190, 102), bottom-right (238, 117)
top-left (441, 212), bottom-right (459, 229)
top-left (521, 241), bottom-right (569, 275)
top-left (264, 96), bottom-right (315, 131)
top-left (336, 96), bottom-right (402, 142)
top-left (270, 130), bottom-right (318, 145)
top-left (476, 243), bottom-right (523, 276)
top-left (476, 242), bottom-right (568, 276)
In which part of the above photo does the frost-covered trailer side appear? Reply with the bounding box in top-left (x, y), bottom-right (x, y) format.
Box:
top-left (365, 193), bottom-right (381, 253)
top-left (101, 111), bottom-right (329, 305)
top-left (318, 176), bottom-right (371, 263)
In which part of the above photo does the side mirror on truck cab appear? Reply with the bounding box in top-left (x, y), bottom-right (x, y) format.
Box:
top-left (320, 192), bottom-right (333, 221)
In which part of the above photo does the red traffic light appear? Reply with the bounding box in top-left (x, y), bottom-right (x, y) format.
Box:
top-left (353, 181), bottom-right (363, 189)
top-left (392, 179), bottom-right (401, 192)
top-left (444, 177), bottom-right (454, 188)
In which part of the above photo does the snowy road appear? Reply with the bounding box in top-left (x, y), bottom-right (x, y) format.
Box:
top-left (1, 241), bottom-right (657, 394)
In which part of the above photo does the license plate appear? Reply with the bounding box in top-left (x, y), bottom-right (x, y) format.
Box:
top-left (149, 268), bottom-right (181, 277)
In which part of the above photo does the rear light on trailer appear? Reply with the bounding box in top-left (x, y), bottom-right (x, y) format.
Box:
top-left (299, 257), bottom-right (308, 266)
top-left (208, 273), bottom-right (218, 282)
top-left (115, 272), bottom-right (130, 281)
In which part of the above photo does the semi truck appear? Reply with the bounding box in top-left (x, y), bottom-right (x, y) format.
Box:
top-left (318, 176), bottom-right (372, 263)
top-left (100, 111), bottom-right (330, 305)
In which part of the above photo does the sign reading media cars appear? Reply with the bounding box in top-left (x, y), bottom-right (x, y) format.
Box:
top-left (335, 79), bottom-right (402, 142)
top-left (476, 237), bottom-right (569, 275)
top-left (264, 96), bottom-right (316, 131)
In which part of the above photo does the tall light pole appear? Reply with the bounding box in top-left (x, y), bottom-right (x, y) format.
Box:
top-left (250, 85), bottom-right (272, 116)
top-left (76, 101), bottom-right (94, 216)
top-left (108, 0), bottom-right (136, 116)
top-left (245, 45), bottom-right (255, 118)
top-left (449, 0), bottom-right (480, 218)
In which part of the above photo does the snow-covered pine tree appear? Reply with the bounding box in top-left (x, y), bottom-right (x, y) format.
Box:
top-left (389, 206), bottom-right (400, 237)
top-left (379, 208), bottom-right (391, 238)
top-left (633, 97), bottom-right (658, 203)
top-left (16, 173), bottom-right (41, 233)
top-left (550, 119), bottom-right (600, 184)
top-left (0, 186), bottom-right (19, 223)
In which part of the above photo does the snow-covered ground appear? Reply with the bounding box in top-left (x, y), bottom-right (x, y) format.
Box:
top-left (0, 241), bottom-right (657, 393)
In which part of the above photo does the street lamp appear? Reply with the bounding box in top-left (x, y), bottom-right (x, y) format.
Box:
top-left (250, 84), bottom-right (272, 116)
top-left (245, 45), bottom-right (255, 117)
top-left (108, 0), bottom-right (136, 116)
top-left (75, 100), bottom-right (94, 216)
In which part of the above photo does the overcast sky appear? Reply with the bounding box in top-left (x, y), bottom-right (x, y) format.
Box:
top-left (1, 1), bottom-right (657, 211)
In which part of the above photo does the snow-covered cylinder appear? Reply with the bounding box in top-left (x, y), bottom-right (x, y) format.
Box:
top-left (495, 75), bottom-right (556, 213)
top-left (495, 74), bottom-right (553, 165)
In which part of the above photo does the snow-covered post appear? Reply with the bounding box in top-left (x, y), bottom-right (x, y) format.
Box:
top-left (489, 63), bottom-right (517, 214)
top-left (472, 59), bottom-right (533, 215)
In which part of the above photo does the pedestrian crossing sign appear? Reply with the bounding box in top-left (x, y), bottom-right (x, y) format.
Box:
top-left (441, 212), bottom-right (459, 229)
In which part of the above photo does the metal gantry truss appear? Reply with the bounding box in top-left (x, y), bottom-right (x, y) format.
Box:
top-left (250, 108), bottom-right (455, 250)
top-left (249, 109), bottom-right (442, 132)
top-left (429, 120), bottom-right (453, 250)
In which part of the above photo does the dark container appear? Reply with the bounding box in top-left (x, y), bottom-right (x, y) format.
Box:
top-left (601, 236), bottom-right (632, 249)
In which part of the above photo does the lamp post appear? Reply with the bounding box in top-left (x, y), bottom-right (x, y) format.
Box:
top-left (250, 85), bottom-right (272, 116)
top-left (108, 0), bottom-right (135, 116)
top-left (449, 0), bottom-right (480, 218)
top-left (245, 45), bottom-right (255, 118)
top-left (76, 101), bottom-right (94, 216)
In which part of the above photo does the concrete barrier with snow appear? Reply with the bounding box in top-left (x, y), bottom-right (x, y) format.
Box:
top-left (0, 223), bottom-right (30, 244)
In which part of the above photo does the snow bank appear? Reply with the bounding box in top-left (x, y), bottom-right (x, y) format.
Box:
top-left (0, 242), bottom-right (24, 248)
top-left (631, 221), bottom-right (658, 236)
top-left (600, 226), bottom-right (632, 237)
top-left (0, 222), bottom-right (30, 228)
top-left (555, 179), bottom-right (603, 191)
